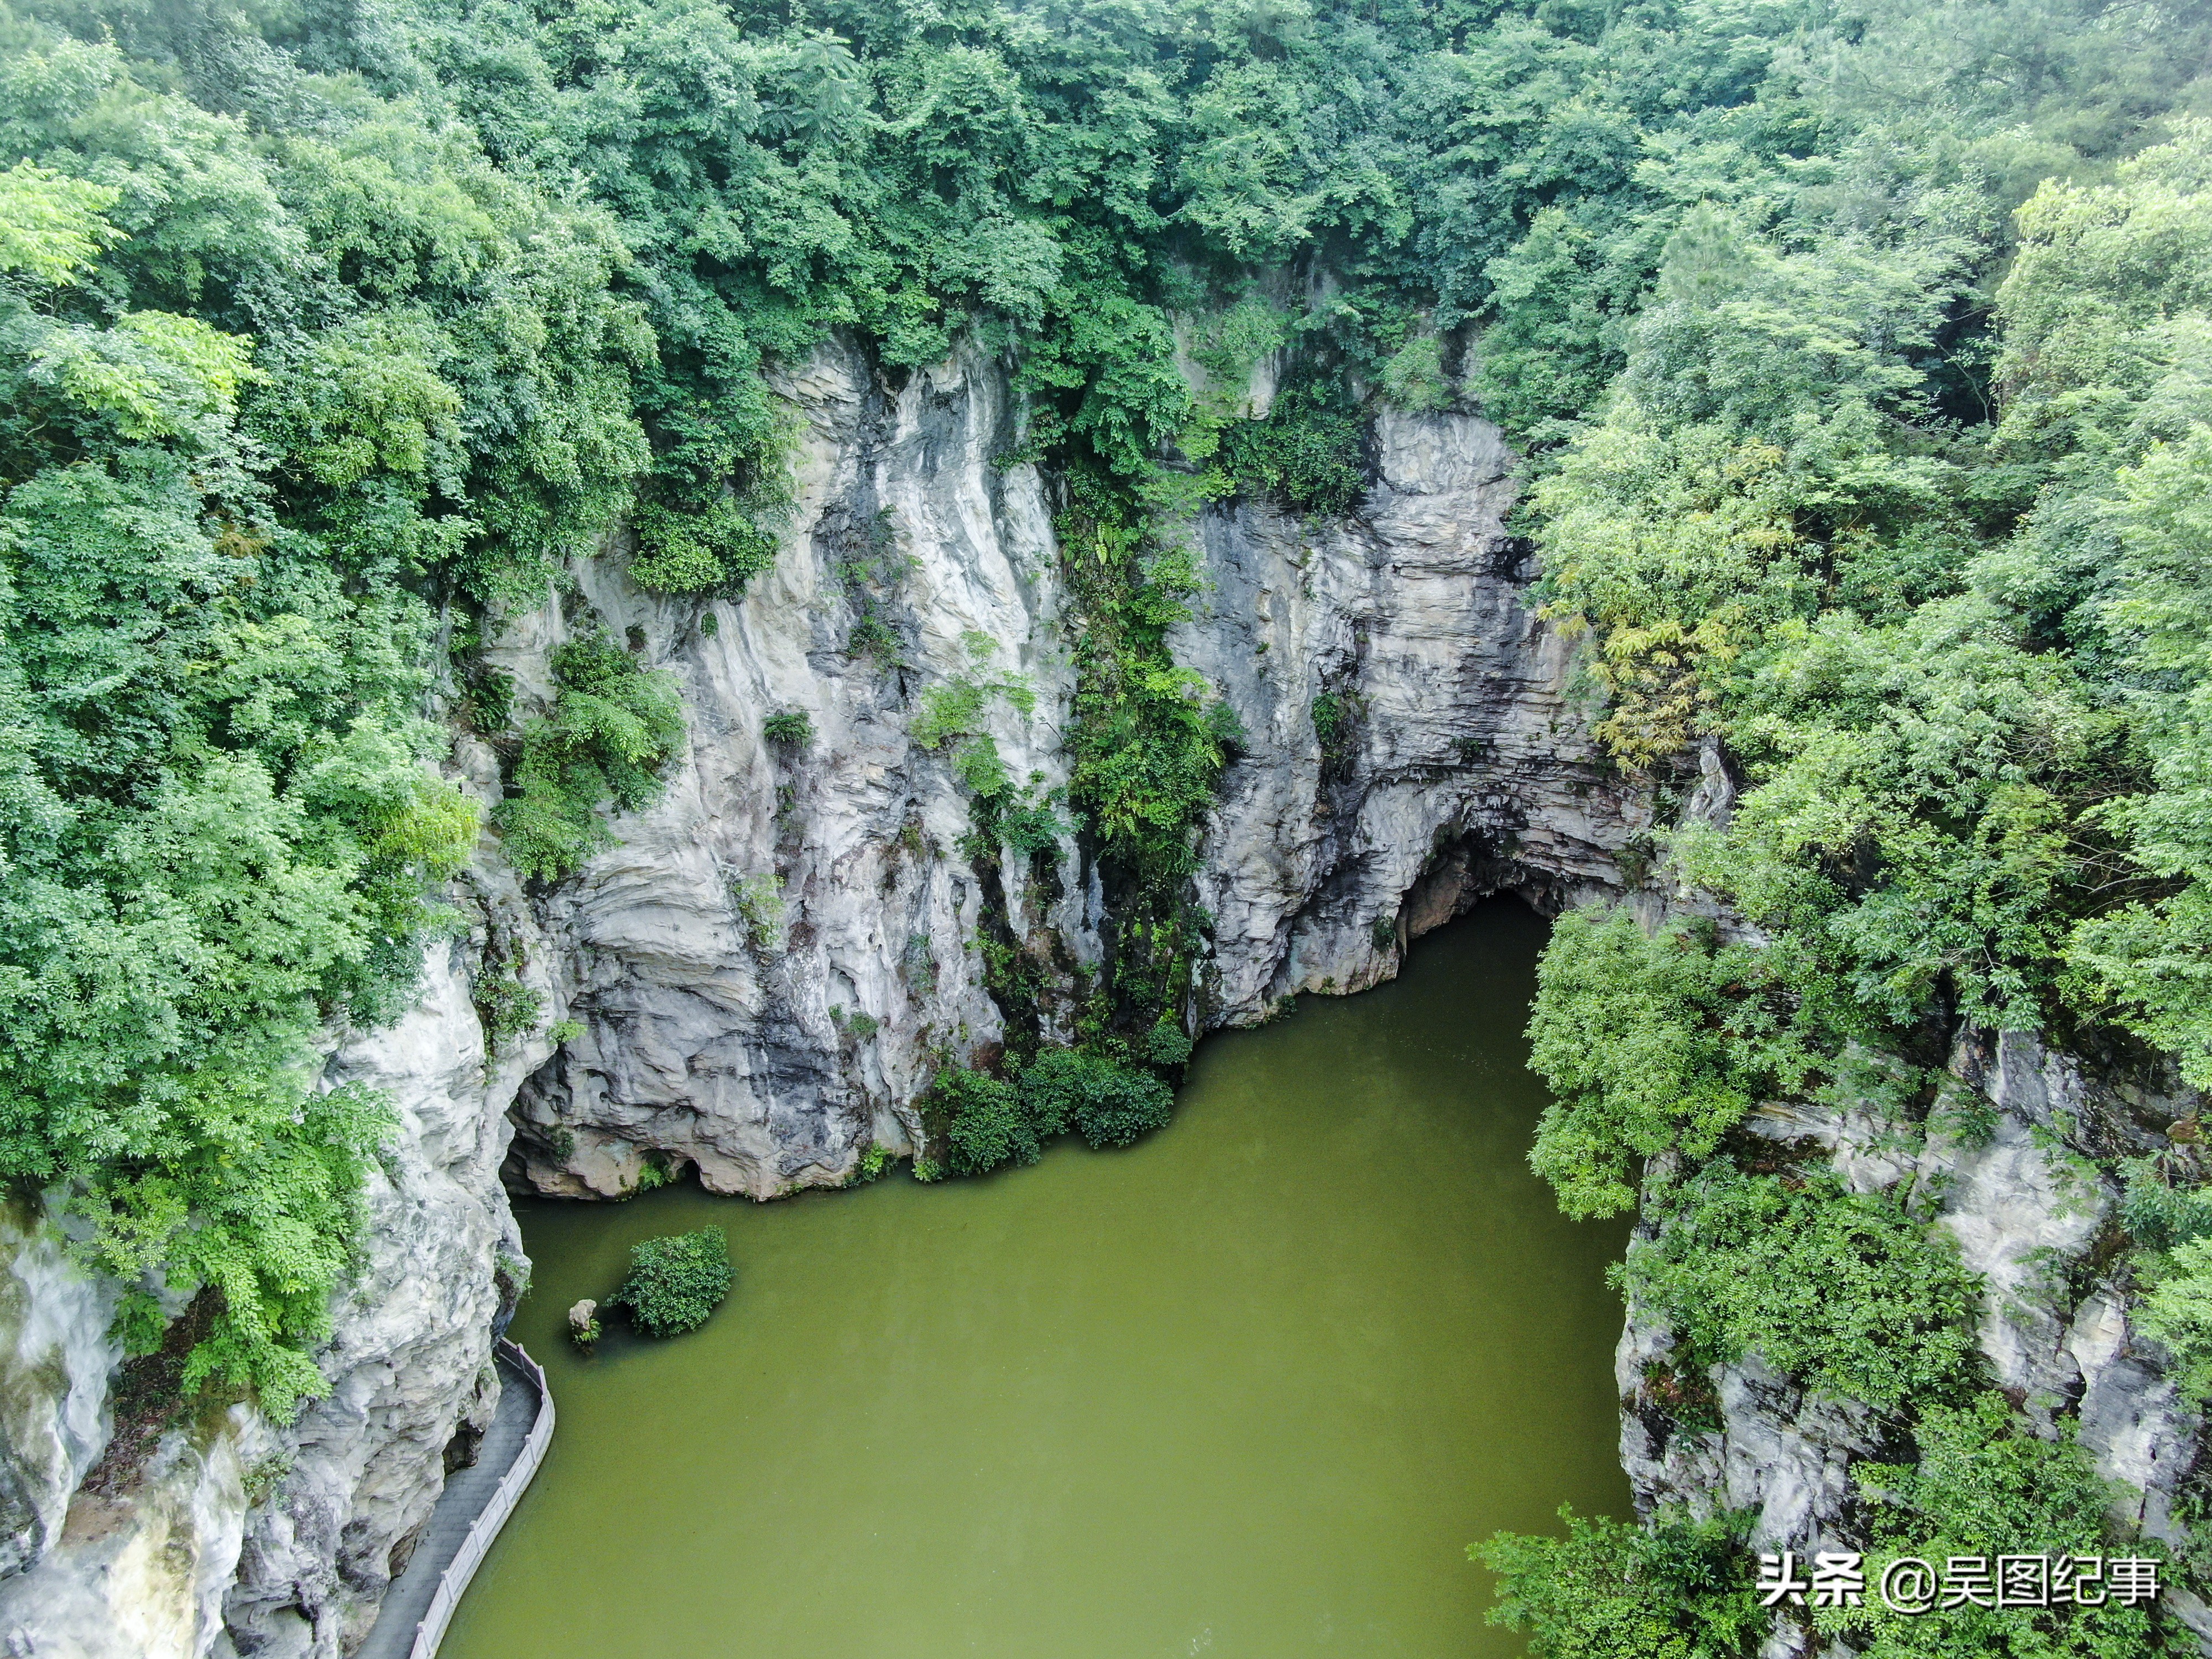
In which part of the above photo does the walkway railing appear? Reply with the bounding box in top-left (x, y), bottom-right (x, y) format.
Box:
top-left (404, 1339), bottom-right (554, 1659)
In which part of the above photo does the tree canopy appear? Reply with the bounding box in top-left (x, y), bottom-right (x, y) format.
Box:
top-left (2, 7), bottom-right (2209, 1603)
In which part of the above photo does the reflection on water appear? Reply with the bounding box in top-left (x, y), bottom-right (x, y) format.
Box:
top-left (442, 899), bottom-right (1629, 1659)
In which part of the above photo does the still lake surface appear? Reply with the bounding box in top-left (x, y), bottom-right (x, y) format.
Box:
top-left (441, 900), bottom-right (1630, 1659)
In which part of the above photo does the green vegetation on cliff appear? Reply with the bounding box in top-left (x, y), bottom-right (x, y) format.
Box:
top-left (1820, 1399), bottom-right (2174, 1658)
top-left (1491, 2), bottom-right (2212, 1649)
top-left (495, 632), bottom-right (686, 881)
top-left (1478, 1506), bottom-right (1762, 1659)
top-left (4, 17), bottom-right (2210, 1650)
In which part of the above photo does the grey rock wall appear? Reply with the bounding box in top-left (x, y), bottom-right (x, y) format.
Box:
top-left (0, 1400), bottom-right (262, 1659)
top-left (1616, 1018), bottom-right (2212, 1655)
top-left (218, 935), bottom-right (540, 1659)
top-left (499, 337), bottom-right (1081, 1201)
top-left (1178, 406), bottom-right (1639, 1016)
top-left (3, 330), bottom-right (2197, 1659)
top-left (499, 338), bottom-right (1633, 1202)
top-left (0, 891), bottom-right (542, 1657)
top-left (0, 1208), bottom-right (118, 1585)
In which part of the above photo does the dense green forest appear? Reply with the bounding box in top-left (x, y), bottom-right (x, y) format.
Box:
top-left (3, 0), bottom-right (2211, 1647)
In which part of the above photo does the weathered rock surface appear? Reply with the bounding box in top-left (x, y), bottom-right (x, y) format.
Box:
top-left (0, 900), bottom-right (542, 1658)
top-left (502, 339), bottom-right (1636, 1200)
top-left (1618, 1021), bottom-right (2211, 1654)
top-left (0, 1208), bottom-right (117, 1585)
top-left (219, 935), bottom-right (542, 1659)
top-left (0, 1401), bottom-right (263, 1659)
top-left (0, 332), bottom-right (2201, 1657)
top-left (1178, 406), bottom-right (1640, 1016)
top-left (500, 337), bottom-right (1080, 1200)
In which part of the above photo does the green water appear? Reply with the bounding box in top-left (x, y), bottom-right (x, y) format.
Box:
top-left (442, 900), bottom-right (1630, 1659)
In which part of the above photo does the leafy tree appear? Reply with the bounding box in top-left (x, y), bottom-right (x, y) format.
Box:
top-left (1475, 1507), bottom-right (1761, 1659)
top-left (493, 634), bottom-right (686, 882)
top-left (2138, 1235), bottom-right (2212, 1404)
top-left (617, 1228), bottom-right (732, 1337)
top-left (1018, 1049), bottom-right (1173, 1149)
top-left (1624, 1166), bottom-right (1982, 1411)
top-left (1822, 1397), bottom-right (2180, 1658)
top-left (925, 1065), bottom-right (1035, 1177)
top-left (1209, 378), bottom-right (1370, 513)
top-left (0, 158), bottom-right (118, 282)
top-left (0, 131), bottom-right (472, 1415)
top-left (1527, 909), bottom-right (1820, 1218)
top-left (1055, 472), bottom-right (1233, 1030)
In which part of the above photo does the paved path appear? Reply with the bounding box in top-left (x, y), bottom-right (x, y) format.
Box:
top-left (357, 1340), bottom-right (551, 1659)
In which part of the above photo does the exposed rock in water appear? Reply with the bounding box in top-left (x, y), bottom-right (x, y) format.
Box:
top-left (566, 1301), bottom-right (599, 1353)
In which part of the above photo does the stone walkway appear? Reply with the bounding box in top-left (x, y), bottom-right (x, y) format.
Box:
top-left (357, 1341), bottom-right (549, 1659)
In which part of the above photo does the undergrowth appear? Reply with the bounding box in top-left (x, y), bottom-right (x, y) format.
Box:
top-left (492, 632), bottom-right (686, 882)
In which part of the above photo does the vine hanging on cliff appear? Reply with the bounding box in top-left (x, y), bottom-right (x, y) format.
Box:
top-left (1054, 462), bottom-right (1241, 1034)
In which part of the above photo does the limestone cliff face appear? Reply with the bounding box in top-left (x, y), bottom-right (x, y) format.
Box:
top-left (1178, 406), bottom-right (1639, 1016)
top-left (1615, 1024), bottom-right (2212, 1655)
top-left (217, 933), bottom-right (541, 1659)
top-left (495, 337), bottom-right (1081, 1201)
top-left (494, 336), bottom-right (1635, 1203)
top-left (0, 1207), bottom-right (117, 1585)
top-left (0, 335), bottom-right (1632, 1656)
top-left (1, 333), bottom-right (2198, 1659)
top-left (0, 911), bottom-right (542, 1659)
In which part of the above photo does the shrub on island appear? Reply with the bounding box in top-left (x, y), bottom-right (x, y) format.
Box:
top-left (615, 1228), bottom-right (732, 1337)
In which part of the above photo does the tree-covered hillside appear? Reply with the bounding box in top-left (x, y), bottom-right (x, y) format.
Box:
top-left (3, 0), bottom-right (2211, 1646)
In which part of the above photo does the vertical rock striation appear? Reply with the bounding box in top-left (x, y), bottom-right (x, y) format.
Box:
top-left (0, 1208), bottom-right (118, 1585)
top-left (218, 936), bottom-right (542, 1659)
top-left (499, 337), bottom-right (1083, 1199)
top-left (1177, 406), bottom-right (1639, 1016)
top-left (2, 335), bottom-right (2197, 1657)
top-left (498, 342), bottom-right (1636, 1202)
